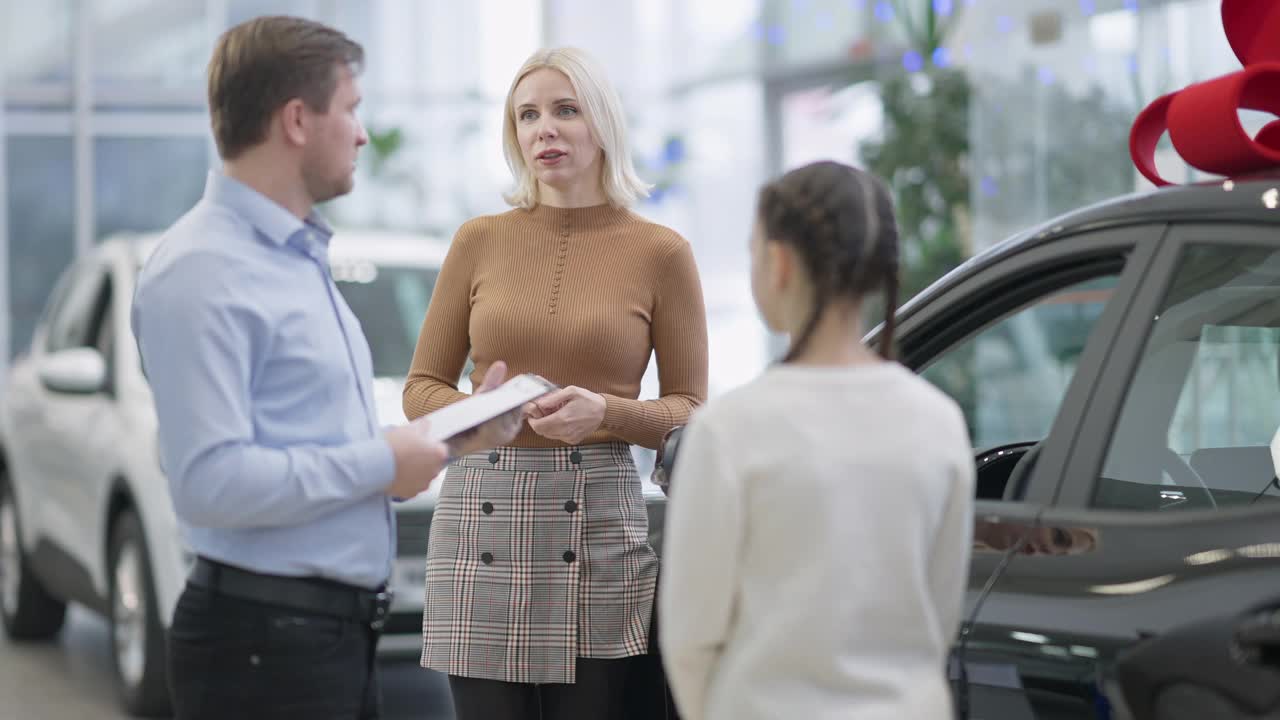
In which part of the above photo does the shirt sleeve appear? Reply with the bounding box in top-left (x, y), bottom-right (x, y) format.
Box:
top-left (659, 413), bottom-right (743, 720)
top-left (402, 222), bottom-right (478, 420)
top-left (601, 238), bottom-right (709, 449)
top-left (133, 251), bottom-right (395, 530)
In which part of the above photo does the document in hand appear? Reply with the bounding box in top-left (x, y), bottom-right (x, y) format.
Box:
top-left (422, 373), bottom-right (558, 444)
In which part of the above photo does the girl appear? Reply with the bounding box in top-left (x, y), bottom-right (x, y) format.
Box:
top-left (659, 161), bottom-right (974, 720)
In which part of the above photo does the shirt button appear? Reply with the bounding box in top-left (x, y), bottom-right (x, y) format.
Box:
top-left (482, 502), bottom-right (494, 515)
top-left (481, 552), bottom-right (494, 565)
top-left (570, 451), bottom-right (582, 465)
top-left (488, 451), bottom-right (500, 464)
top-left (564, 500), bottom-right (578, 513)
top-left (562, 550), bottom-right (576, 564)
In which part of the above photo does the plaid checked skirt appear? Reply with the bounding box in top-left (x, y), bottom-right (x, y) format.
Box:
top-left (420, 442), bottom-right (659, 684)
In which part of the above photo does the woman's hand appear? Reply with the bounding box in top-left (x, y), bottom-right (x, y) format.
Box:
top-left (524, 386), bottom-right (607, 445)
top-left (446, 361), bottom-right (525, 457)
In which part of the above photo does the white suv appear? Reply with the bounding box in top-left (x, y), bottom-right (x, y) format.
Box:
top-left (0, 229), bottom-right (454, 717)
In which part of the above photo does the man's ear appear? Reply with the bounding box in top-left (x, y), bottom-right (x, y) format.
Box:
top-left (279, 98), bottom-right (308, 147)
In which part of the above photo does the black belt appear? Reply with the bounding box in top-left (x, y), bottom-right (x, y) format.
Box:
top-left (189, 557), bottom-right (393, 631)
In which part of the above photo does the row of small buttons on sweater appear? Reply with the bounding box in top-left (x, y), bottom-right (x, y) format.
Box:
top-left (477, 448), bottom-right (581, 566)
top-left (550, 222), bottom-right (569, 314)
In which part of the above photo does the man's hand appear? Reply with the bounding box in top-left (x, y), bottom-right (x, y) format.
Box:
top-left (525, 386), bottom-right (606, 444)
top-left (445, 361), bottom-right (524, 457)
top-left (384, 419), bottom-right (449, 499)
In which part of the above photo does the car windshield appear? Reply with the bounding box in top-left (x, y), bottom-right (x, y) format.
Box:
top-left (332, 263), bottom-right (439, 379)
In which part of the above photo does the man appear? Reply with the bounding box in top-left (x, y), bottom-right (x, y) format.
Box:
top-left (133, 16), bottom-right (517, 719)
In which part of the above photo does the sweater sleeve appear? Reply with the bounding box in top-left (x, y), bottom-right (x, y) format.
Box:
top-left (659, 414), bottom-right (743, 720)
top-left (402, 222), bottom-right (480, 420)
top-left (600, 237), bottom-right (709, 449)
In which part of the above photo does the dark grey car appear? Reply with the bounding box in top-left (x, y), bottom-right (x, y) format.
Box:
top-left (869, 174), bottom-right (1280, 718)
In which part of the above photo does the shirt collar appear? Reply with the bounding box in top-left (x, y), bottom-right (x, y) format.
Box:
top-left (203, 170), bottom-right (334, 260)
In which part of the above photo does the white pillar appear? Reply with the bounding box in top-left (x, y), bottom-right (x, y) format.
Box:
top-left (73, 0), bottom-right (94, 254)
top-left (206, 0), bottom-right (228, 169)
top-left (0, 2), bottom-right (9, 366)
top-left (540, 0), bottom-right (641, 98)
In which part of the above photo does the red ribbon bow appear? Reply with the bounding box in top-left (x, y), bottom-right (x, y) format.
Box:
top-left (1129, 0), bottom-right (1280, 186)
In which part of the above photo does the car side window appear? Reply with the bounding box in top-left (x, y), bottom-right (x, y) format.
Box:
top-left (920, 274), bottom-right (1120, 450)
top-left (88, 276), bottom-right (115, 392)
top-left (45, 263), bottom-right (107, 355)
top-left (333, 264), bottom-right (439, 380)
top-left (1093, 244), bottom-right (1280, 512)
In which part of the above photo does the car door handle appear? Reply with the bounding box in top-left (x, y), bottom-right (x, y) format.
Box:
top-left (1159, 490), bottom-right (1187, 507)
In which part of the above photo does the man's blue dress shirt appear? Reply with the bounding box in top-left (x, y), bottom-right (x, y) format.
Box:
top-left (133, 171), bottom-right (396, 589)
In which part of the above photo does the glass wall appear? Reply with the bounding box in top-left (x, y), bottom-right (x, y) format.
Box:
top-left (0, 0), bottom-right (1257, 397)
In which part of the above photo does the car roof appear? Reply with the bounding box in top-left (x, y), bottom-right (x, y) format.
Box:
top-left (105, 227), bottom-right (451, 269)
top-left (898, 173), bottom-right (1280, 317)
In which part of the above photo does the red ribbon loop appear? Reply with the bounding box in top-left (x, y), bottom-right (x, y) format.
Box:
top-left (1128, 1), bottom-right (1280, 186)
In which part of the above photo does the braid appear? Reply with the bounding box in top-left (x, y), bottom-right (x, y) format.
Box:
top-left (757, 161), bottom-right (900, 363)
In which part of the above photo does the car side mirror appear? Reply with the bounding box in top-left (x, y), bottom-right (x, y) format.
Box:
top-left (38, 347), bottom-right (107, 394)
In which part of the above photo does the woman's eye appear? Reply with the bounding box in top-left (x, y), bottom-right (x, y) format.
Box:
top-left (520, 110), bottom-right (537, 122)
top-left (557, 106), bottom-right (578, 117)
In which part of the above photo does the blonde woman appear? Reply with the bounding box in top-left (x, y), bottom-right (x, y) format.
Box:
top-left (404, 47), bottom-right (708, 719)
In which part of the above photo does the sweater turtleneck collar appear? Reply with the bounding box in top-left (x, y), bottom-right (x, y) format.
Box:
top-left (521, 202), bottom-right (633, 231)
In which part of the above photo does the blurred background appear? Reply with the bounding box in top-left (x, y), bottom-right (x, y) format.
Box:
top-left (0, 0), bottom-right (1245, 396)
top-left (1, 1), bottom-right (1268, 717)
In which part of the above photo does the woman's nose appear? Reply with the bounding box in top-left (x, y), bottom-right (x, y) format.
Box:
top-left (538, 119), bottom-right (559, 140)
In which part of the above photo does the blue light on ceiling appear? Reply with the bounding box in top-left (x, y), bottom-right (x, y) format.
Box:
top-left (875, 1), bottom-right (895, 23)
top-left (932, 46), bottom-right (952, 67)
top-left (902, 50), bottom-right (925, 72)
top-left (934, 0), bottom-right (954, 17)
top-left (767, 25), bottom-right (786, 45)
top-left (1123, 0), bottom-right (1139, 9)
top-left (996, 15), bottom-right (1014, 33)
top-left (1079, 0), bottom-right (1096, 15)
top-left (981, 176), bottom-right (999, 197)
top-left (1038, 67), bottom-right (1056, 85)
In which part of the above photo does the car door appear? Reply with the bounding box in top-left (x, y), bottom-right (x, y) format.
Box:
top-left (59, 262), bottom-right (125, 585)
top-left (4, 262), bottom-right (79, 548)
top-left (5, 259), bottom-right (104, 557)
top-left (994, 224), bottom-right (1280, 718)
top-left (28, 259), bottom-right (118, 577)
top-left (892, 224), bottom-right (1165, 718)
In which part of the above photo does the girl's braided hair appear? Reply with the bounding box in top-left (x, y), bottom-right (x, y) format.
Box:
top-left (756, 161), bottom-right (901, 362)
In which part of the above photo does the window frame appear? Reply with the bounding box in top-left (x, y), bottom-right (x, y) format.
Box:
top-left (897, 224), bottom-right (1164, 505)
top-left (42, 257), bottom-right (107, 355)
top-left (1058, 222), bottom-right (1280, 510)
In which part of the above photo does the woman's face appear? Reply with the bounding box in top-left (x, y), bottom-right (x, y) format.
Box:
top-left (513, 68), bottom-right (603, 199)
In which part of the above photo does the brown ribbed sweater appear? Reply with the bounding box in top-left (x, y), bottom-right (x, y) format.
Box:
top-left (402, 203), bottom-right (709, 449)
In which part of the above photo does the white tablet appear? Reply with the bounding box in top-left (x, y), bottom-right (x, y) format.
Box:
top-left (422, 373), bottom-right (558, 443)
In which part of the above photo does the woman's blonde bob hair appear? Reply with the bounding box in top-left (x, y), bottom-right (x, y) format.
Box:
top-left (502, 47), bottom-right (651, 209)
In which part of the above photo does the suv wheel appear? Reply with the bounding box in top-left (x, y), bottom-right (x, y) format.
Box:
top-left (108, 510), bottom-right (171, 717)
top-left (0, 475), bottom-right (67, 640)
